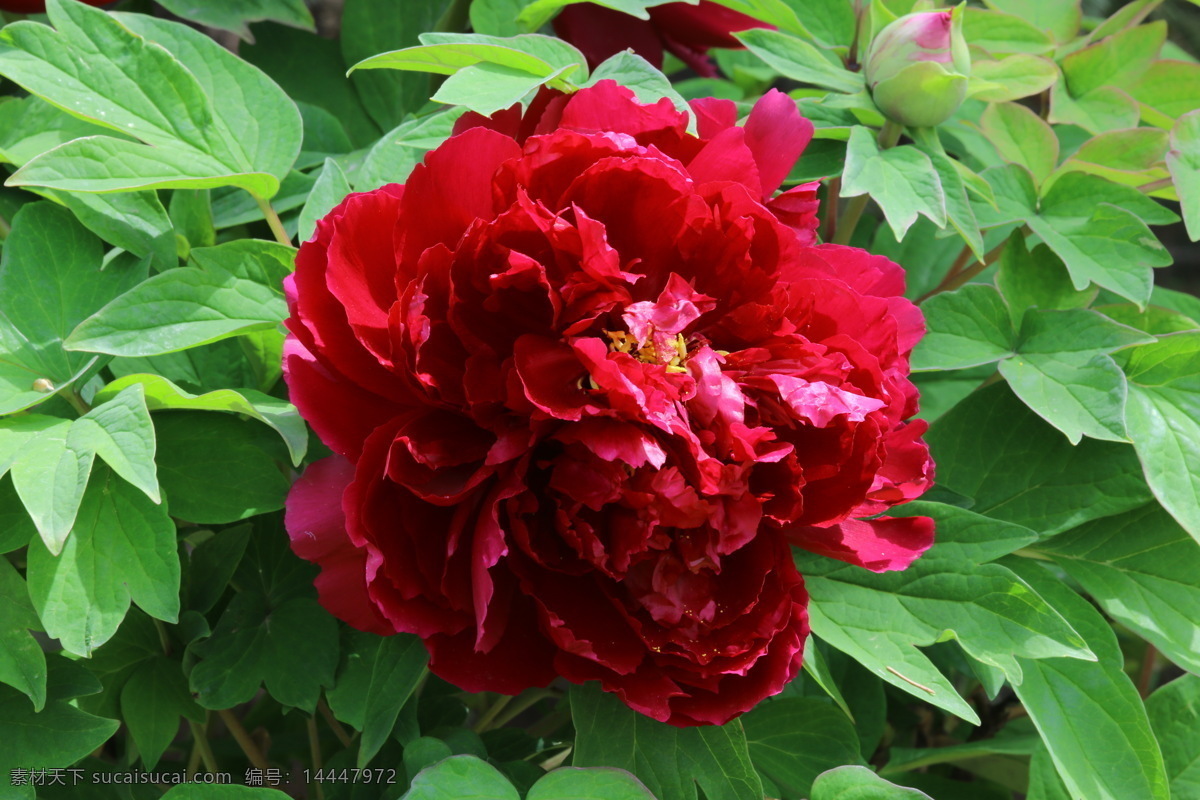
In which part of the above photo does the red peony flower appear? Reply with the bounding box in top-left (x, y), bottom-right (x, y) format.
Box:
top-left (283, 82), bottom-right (934, 727)
top-left (552, 1), bottom-right (767, 78)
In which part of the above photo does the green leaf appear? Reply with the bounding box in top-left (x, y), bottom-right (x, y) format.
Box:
top-left (999, 351), bottom-right (1130, 443)
top-left (0, 478), bottom-right (36, 554)
top-left (1027, 747), bottom-right (1073, 800)
top-left (26, 465), bottom-right (180, 657)
top-left (741, 698), bottom-right (862, 799)
top-left (0, 681), bottom-right (118, 780)
top-left (841, 127), bottom-right (946, 241)
top-left (1050, 127), bottom-right (1170, 192)
top-left (0, 558), bottom-right (46, 711)
top-left (1037, 504), bottom-right (1200, 675)
top-left (241, 24), bottom-right (380, 149)
top-left (95, 373), bottom-right (306, 466)
top-left (1, 1), bottom-right (300, 199)
top-left (810, 766), bottom-right (933, 800)
top-left (120, 656), bottom-right (203, 769)
top-left (160, 787), bottom-right (294, 800)
top-left (0, 202), bottom-right (145, 415)
top-left (571, 682), bottom-right (763, 800)
top-left (583, 52), bottom-right (692, 118)
top-left (4, 415), bottom-right (94, 555)
top-left (341, 0), bottom-right (449, 132)
top-left (184, 524), bottom-right (251, 615)
top-left (151, 0), bottom-right (314, 40)
top-left (69, 383), bottom-right (160, 503)
top-left (299, 159), bottom-right (353, 244)
top-left (909, 128), bottom-right (985, 259)
top-left (912, 284), bottom-right (1013, 371)
top-left (982, 0), bottom-right (1079, 42)
top-left (1016, 308), bottom-right (1153, 355)
top-left (977, 166), bottom-right (1172, 306)
top-left (1131, 61), bottom-right (1200, 129)
top-left (65, 245), bottom-right (288, 358)
top-left (404, 755), bottom-right (520, 800)
top-left (969, 55), bottom-right (1058, 103)
top-left (356, 107), bottom-right (467, 191)
top-left (927, 382), bottom-right (1153, 534)
top-left (1004, 558), bottom-right (1170, 800)
top-left (1167, 110), bottom-right (1200, 241)
top-left (1146, 675), bottom-right (1200, 799)
top-left (527, 768), bottom-right (657, 800)
top-left (1060, 22), bottom-right (1165, 98)
top-left (801, 502), bottom-right (1092, 723)
top-left (962, 8), bottom-right (1054, 55)
top-left (979, 102), bottom-right (1059, 187)
top-left (354, 634), bottom-right (429, 768)
top-left (169, 189), bottom-right (216, 255)
top-left (470, 0), bottom-right (528, 37)
top-left (995, 235), bottom-right (1095, 326)
top-left (190, 591), bottom-right (337, 712)
top-left (735, 29), bottom-right (864, 94)
top-left (56, 190), bottom-right (177, 273)
top-left (154, 412), bottom-right (289, 524)
top-left (1123, 334), bottom-right (1200, 541)
top-left (433, 62), bottom-right (572, 116)
top-left (1049, 82), bottom-right (1140, 135)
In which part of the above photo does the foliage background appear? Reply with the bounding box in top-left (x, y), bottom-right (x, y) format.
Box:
top-left (0, 0), bottom-right (1198, 799)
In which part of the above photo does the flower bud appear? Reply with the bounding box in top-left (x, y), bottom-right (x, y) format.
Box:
top-left (864, 6), bottom-right (971, 129)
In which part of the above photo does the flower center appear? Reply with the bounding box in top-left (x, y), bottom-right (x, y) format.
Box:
top-left (605, 330), bottom-right (690, 374)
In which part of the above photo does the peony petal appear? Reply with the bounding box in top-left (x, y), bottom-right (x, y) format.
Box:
top-left (285, 456), bottom-right (394, 635)
top-left (787, 515), bottom-right (935, 572)
top-left (743, 89), bottom-right (814, 197)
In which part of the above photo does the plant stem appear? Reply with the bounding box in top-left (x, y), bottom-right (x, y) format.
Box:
top-left (61, 389), bottom-right (91, 417)
top-left (318, 697), bottom-right (353, 748)
top-left (153, 618), bottom-right (171, 657)
top-left (1138, 176), bottom-right (1173, 194)
top-left (489, 689), bottom-right (558, 730)
top-left (307, 716), bottom-right (326, 800)
top-left (188, 716), bottom-right (221, 773)
top-left (1137, 643), bottom-right (1158, 698)
top-left (916, 236), bottom-right (1010, 304)
top-left (218, 708), bottom-right (271, 770)
top-left (472, 694), bottom-right (514, 733)
top-left (434, 0), bottom-right (472, 33)
top-left (254, 195), bottom-right (292, 247)
top-left (831, 120), bottom-right (904, 246)
top-left (822, 176), bottom-right (842, 243)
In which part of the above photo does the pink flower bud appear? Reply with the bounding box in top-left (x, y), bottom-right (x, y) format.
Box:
top-left (864, 6), bottom-right (971, 128)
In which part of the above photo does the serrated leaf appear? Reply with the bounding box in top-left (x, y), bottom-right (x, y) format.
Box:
top-left (26, 465), bottom-right (180, 656)
top-left (571, 682), bottom-right (763, 800)
top-left (120, 656), bottom-right (203, 769)
top-left (1146, 675), bottom-right (1200, 798)
top-left (741, 698), bottom-right (862, 799)
top-left (801, 502), bottom-right (1092, 723)
top-left (735, 29), bottom-right (863, 94)
top-left (841, 127), bottom-right (946, 241)
top-left (1004, 559), bottom-right (1170, 800)
top-left (912, 284), bottom-right (1013, 371)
